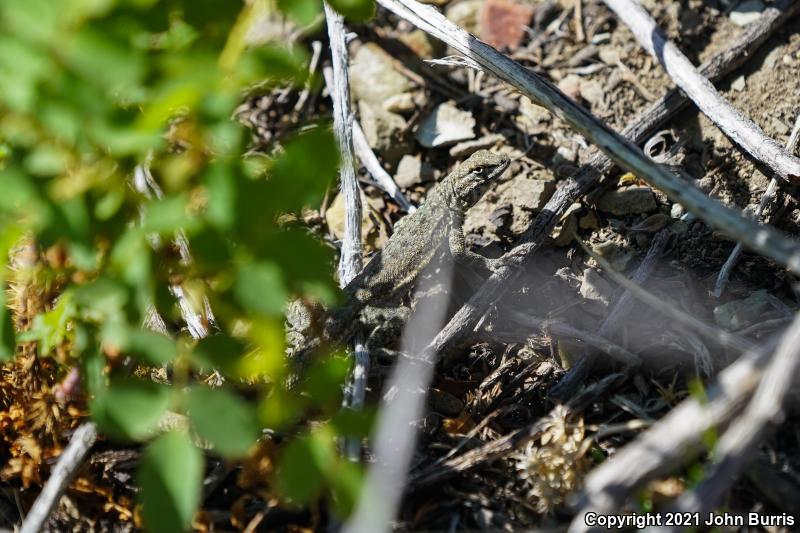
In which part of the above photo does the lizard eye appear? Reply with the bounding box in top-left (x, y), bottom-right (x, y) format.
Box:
top-left (473, 166), bottom-right (485, 175)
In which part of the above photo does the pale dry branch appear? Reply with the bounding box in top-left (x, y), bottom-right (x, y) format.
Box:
top-left (603, 0), bottom-right (800, 182)
top-left (20, 423), bottom-right (98, 533)
top-left (568, 341), bottom-right (776, 532)
top-left (352, 111), bottom-right (416, 213)
top-left (715, 114), bottom-right (800, 296)
top-left (323, 3), bottom-right (369, 461)
top-left (648, 313), bottom-right (800, 530)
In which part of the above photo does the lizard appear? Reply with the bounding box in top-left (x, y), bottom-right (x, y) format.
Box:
top-left (288, 149), bottom-right (511, 365)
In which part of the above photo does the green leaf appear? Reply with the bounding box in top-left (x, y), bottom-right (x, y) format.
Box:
top-left (328, 0), bottom-right (375, 22)
top-left (142, 194), bottom-right (198, 235)
top-left (185, 386), bottom-right (259, 459)
top-left (129, 330), bottom-right (177, 366)
top-left (234, 261), bottom-right (287, 316)
top-left (18, 293), bottom-right (76, 356)
top-left (190, 334), bottom-right (245, 376)
top-left (277, 0), bottom-right (322, 26)
top-left (72, 277), bottom-right (129, 319)
top-left (91, 378), bottom-right (171, 441)
top-left (138, 431), bottom-right (203, 533)
top-left (266, 126), bottom-right (338, 214)
top-left (0, 298), bottom-right (14, 362)
top-left (275, 432), bottom-right (333, 504)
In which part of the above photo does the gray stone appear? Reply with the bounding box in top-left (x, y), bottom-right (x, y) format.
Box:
top-left (596, 186), bottom-right (657, 215)
top-left (580, 268), bottom-right (614, 305)
top-left (729, 0), bottom-right (764, 26)
top-left (449, 134), bottom-right (505, 158)
top-left (670, 203), bottom-right (685, 219)
top-left (714, 290), bottom-right (772, 330)
top-left (395, 155), bottom-right (434, 188)
top-left (359, 101), bottom-right (412, 163)
top-left (350, 43), bottom-right (414, 106)
top-left (415, 102), bottom-right (476, 148)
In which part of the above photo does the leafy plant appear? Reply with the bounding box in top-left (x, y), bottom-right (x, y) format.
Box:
top-left (0, 0), bottom-right (375, 529)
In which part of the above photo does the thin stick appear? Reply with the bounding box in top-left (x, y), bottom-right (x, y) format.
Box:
top-left (352, 118), bottom-right (416, 213)
top-left (715, 115), bottom-right (800, 296)
top-left (20, 423), bottom-right (98, 533)
top-left (568, 341), bottom-right (776, 532)
top-left (603, 0), bottom-right (800, 182)
top-left (375, 0), bottom-right (800, 369)
top-left (323, 2), bottom-right (369, 461)
top-left (649, 314), bottom-right (800, 529)
top-left (133, 163), bottom-right (214, 339)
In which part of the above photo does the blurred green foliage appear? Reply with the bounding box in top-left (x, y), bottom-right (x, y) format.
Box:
top-left (0, 0), bottom-right (375, 530)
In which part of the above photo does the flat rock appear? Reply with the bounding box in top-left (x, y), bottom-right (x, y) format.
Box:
top-left (359, 101), bottom-right (412, 164)
top-left (596, 186), bottom-right (657, 215)
top-left (394, 154), bottom-right (434, 188)
top-left (415, 101), bottom-right (476, 148)
top-left (350, 43), bottom-right (414, 106)
top-left (580, 268), bottom-right (614, 305)
top-left (449, 133), bottom-right (505, 158)
top-left (714, 290), bottom-right (772, 330)
top-left (465, 174), bottom-right (555, 236)
top-left (730, 0), bottom-right (764, 26)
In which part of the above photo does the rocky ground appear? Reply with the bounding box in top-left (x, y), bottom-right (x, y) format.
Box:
top-left (242, 0), bottom-right (800, 530)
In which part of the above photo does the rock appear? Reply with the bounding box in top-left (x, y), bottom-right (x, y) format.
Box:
top-left (580, 80), bottom-right (605, 108)
top-left (714, 290), bottom-right (772, 330)
top-left (516, 97), bottom-right (551, 131)
top-left (580, 268), bottom-right (614, 305)
top-left (446, 0), bottom-right (483, 33)
top-left (731, 75), bottom-right (746, 92)
top-left (350, 43), bottom-right (414, 105)
top-left (394, 154), bottom-right (433, 188)
top-left (383, 93), bottom-right (417, 114)
top-left (465, 174), bottom-right (555, 236)
top-left (596, 186), bottom-right (657, 216)
top-left (359, 101), bottom-right (412, 163)
top-left (591, 240), bottom-right (634, 271)
top-left (397, 29), bottom-right (444, 59)
top-left (558, 74), bottom-right (583, 101)
top-left (599, 47), bottom-right (621, 65)
top-left (479, 0), bottom-right (535, 51)
top-left (350, 44), bottom-right (415, 162)
top-left (415, 101), bottom-right (476, 148)
top-left (449, 133), bottom-right (505, 158)
top-left (670, 203), bottom-right (685, 219)
top-left (325, 192), bottom-right (388, 250)
top-left (729, 0), bottom-right (764, 26)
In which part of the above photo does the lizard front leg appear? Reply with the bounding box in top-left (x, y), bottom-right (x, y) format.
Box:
top-left (447, 223), bottom-right (498, 276)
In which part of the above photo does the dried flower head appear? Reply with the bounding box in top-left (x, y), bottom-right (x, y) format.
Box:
top-left (514, 405), bottom-right (592, 514)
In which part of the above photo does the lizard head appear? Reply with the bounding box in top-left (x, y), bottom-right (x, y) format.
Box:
top-left (451, 150), bottom-right (510, 210)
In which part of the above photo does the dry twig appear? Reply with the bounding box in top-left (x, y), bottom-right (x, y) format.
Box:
top-left (323, 2), bottom-right (369, 460)
top-left (603, 0), bottom-right (800, 182)
top-left (649, 313), bottom-right (800, 530)
top-left (569, 341), bottom-right (777, 532)
top-left (19, 423), bottom-right (98, 533)
top-left (715, 115), bottom-right (800, 296)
